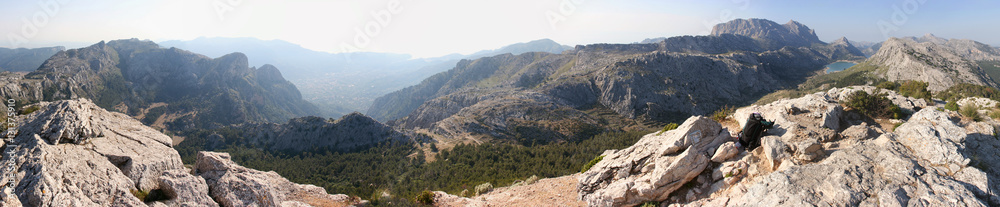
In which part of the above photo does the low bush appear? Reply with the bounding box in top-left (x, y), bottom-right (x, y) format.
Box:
top-left (960, 105), bottom-right (982, 121)
top-left (897, 80), bottom-right (931, 101)
top-left (945, 100), bottom-right (959, 111)
top-left (990, 109), bottom-right (1000, 120)
top-left (876, 81), bottom-right (899, 90)
top-left (415, 190), bottom-right (435, 205)
top-left (711, 105), bottom-right (736, 122)
top-left (844, 91), bottom-right (903, 119)
top-left (936, 83), bottom-right (1000, 102)
top-left (581, 155), bottom-right (605, 173)
top-left (656, 123), bottom-right (679, 135)
top-left (474, 183), bottom-right (493, 196)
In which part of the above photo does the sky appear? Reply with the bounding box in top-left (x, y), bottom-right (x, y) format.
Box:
top-left (2, 0), bottom-right (998, 58)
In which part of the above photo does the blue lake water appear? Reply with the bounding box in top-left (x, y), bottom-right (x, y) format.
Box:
top-left (825, 62), bottom-right (857, 73)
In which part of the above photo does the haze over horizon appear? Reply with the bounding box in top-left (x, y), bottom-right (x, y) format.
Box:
top-left (3, 0), bottom-right (998, 58)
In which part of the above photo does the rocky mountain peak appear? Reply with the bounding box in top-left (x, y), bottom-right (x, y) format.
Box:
top-left (710, 18), bottom-right (823, 48)
top-left (867, 37), bottom-right (997, 91)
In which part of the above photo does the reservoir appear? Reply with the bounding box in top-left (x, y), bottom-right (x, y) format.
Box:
top-left (825, 62), bottom-right (857, 73)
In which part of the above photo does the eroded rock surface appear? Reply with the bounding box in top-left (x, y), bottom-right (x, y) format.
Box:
top-left (576, 87), bottom-right (999, 206)
top-left (0, 99), bottom-right (360, 207)
top-left (577, 116), bottom-right (732, 206)
top-left (193, 151), bottom-right (358, 207)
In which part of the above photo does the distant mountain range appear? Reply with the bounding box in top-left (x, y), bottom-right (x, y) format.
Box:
top-left (159, 37), bottom-right (573, 118)
top-left (0, 46), bottom-right (64, 72)
top-left (367, 19), bottom-right (861, 144)
top-left (1, 39), bottom-right (318, 131)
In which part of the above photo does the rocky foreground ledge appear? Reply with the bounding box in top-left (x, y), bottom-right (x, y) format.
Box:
top-left (433, 86), bottom-right (1000, 206)
top-left (576, 86), bottom-right (999, 207)
top-left (0, 99), bottom-right (361, 207)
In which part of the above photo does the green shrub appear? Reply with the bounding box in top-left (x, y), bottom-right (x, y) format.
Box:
top-left (876, 81), bottom-right (899, 90)
top-left (524, 175), bottom-right (540, 185)
top-left (656, 123), bottom-right (679, 135)
top-left (581, 155), bottom-right (605, 173)
top-left (897, 80), bottom-right (931, 101)
top-left (131, 189), bottom-right (148, 201)
top-left (711, 105), bottom-right (736, 122)
top-left (474, 183), bottom-right (493, 196)
top-left (640, 201), bottom-right (661, 207)
top-left (20, 105), bottom-right (40, 115)
top-left (415, 190), bottom-right (435, 205)
top-left (936, 83), bottom-right (1000, 101)
top-left (945, 100), bottom-right (959, 111)
top-left (844, 91), bottom-right (903, 119)
top-left (990, 109), bottom-right (1000, 120)
top-left (459, 189), bottom-right (469, 197)
top-left (960, 105), bottom-right (982, 121)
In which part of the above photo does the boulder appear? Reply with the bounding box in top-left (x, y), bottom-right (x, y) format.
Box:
top-left (895, 107), bottom-right (970, 168)
top-left (577, 116), bottom-right (728, 206)
top-left (194, 151), bottom-right (357, 207)
top-left (839, 122), bottom-right (880, 140)
top-left (156, 170), bottom-right (218, 207)
top-left (710, 142), bottom-right (739, 163)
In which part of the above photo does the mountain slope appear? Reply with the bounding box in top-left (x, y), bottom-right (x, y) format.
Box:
top-left (865, 37), bottom-right (997, 91)
top-left (369, 19), bottom-right (849, 144)
top-left (710, 19), bottom-right (823, 49)
top-left (194, 112), bottom-right (410, 152)
top-left (0, 46), bottom-right (64, 72)
top-left (0, 39), bottom-right (319, 131)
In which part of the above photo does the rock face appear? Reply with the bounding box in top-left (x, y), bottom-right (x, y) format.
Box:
top-left (193, 152), bottom-right (357, 207)
top-left (577, 116), bottom-right (732, 206)
top-left (866, 37), bottom-right (997, 91)
top-left (710, 19), bottom-right (823, 48)
top-left (1, 99), bottom-right (183, 206)
top-left (577, 87), bottom-right (1000, 206)
top-left (235, 112), bottom-right (409, 152)
top-left (0, 39), bottom-right (320, 131)
top-left (0, 99), bottom-right (359, 206)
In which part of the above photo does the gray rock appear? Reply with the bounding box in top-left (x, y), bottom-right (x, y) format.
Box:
top-left (194, 151), bottom-right (357, 207)
top-left (0, 99), bottom-right (183, 206)
top-left (840, 122), bottom-right (880, 140)
top-left (156, 170), bottom-right (218, 207)
top-left (895, 108), bottom-right (971, 167)
top-left (710, 142), bottom-right (739, 163)
top-left (577, 116), bottom-right (727, 206)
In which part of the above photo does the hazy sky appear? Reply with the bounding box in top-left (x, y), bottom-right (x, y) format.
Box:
top-left (2, 0), bottom-right (998, 58)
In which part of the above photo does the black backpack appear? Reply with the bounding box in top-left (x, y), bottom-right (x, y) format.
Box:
top-left (739, 113), bottom-right (772, 151)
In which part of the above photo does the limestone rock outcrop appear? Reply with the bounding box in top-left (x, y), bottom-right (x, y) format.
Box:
top-left (577, 116), bottom-right (732, 206)
top-left (577, 87), bottom-right (1000, 206)
top-left (0, 99), bottom-right (183, 206)
top-left (0, 99), bottom-right (359, 206)
top-left (193, 151), bottom-right (358, 207)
